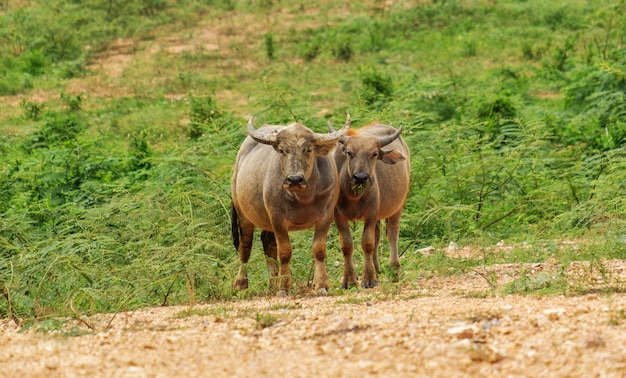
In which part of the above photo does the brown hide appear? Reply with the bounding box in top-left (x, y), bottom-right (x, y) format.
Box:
top-left (231, 116), bottom-right (350, 294)
top-left (332, 123), bottom-right (410, 288)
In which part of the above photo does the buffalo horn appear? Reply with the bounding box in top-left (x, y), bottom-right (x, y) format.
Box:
top-left (316, 114), bottom-right (351, 143)
top-left (377, 125), bottom-right (403, 147)
top-left (247, 117), bottom-right (277, 145)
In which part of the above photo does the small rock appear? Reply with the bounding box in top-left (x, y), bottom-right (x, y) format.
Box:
top-left (337, 318), bottom-right (354, 331)
top-left (481, 318), bottom-right (501, 330)
top-left (468, 345), bottom-right (505, 363)
top-left (447, 324), bottom-right (476, 339)
top-left (531, 314), bottom-right (550, 328)
top-left (447, 241), bottom-right (458, 252)
top-left (381, 314), bottom-right (396, 323)
top-left (417, 246), bottom-right (435, 256)
top-left (543, 308), bottom-right (565, 321)
top-left (272, 320), bottom-right (288, 328)
top-left (584, 335), bottom-right (606, 348)
top-left (73, 355), bottom-right (100, 368)
top-left (123, 366), bottom-right (147, 378)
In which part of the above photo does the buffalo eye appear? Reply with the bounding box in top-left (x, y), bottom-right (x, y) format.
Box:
top-left (277, 148), bottom-right (285, 154)
top-left (344, 149), bottom-right (353, 158)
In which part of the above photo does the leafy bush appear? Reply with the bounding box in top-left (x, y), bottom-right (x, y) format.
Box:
top-left (24, 112), bottom-right (86, 149)
top-left (557, 56), bottom-right (626, 151)
top-left (20, 100), bottom-right (45, 121)
top-left (187, 95), bottom-right (223, 139)
top-left (0, 70), bottom-right (33, 95)
top-left (358, 66), bottom-right (393, 108)
top-left (297, 29), bottom-right (322, 62)
top-left (332, 39), bottom-right (354, 62)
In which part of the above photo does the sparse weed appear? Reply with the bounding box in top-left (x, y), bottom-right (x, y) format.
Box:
top-left (254, 312), bottom-right (278, 329)
top-left (20, 100), bottom-right (44, 121)
top-left (264, 32), bottom-right (275, 61)
top-left (335, 296), bottom-right (372, 305)
top-left (609, 309), bottom-right (626, 326)
top-left (174, 308), bottom-right (210, 319)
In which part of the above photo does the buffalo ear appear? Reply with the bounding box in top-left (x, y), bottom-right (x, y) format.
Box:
top-left (314, 142), bottom-right (337, 156)
top-left (379, 149), bottom-right (405, 164)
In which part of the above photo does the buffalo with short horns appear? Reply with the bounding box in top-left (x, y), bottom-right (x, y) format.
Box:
top-left (329, 122), bottom-right (410, 288)
top-left (231, 115), bottom-right (351, 295)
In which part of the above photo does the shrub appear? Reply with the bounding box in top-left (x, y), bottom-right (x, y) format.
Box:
top-left (20, 100), bottom-right (45, 121)
top-left (264, 32), bottom-right (275, 61)
top-left (358, 66), bottom-right (393, 108)
top-left (559, 56), bottom-right (626, 150)
top-left (24, 112), bottom-right (86, 150)
top-left (187, 95), bottom-right (223, 139)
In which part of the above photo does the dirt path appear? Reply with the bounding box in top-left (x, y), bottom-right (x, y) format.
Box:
top-left (2, 262), bottom-right (626, 378)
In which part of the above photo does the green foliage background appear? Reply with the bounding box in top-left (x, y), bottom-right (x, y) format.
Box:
top-left (1, 0), bottom-right (626, 322)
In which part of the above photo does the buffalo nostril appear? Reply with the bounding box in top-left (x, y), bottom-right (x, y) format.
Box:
top-left (286, 175), bottom-right (305, 185)
top-left (352, 172), bottom-right (370, 184)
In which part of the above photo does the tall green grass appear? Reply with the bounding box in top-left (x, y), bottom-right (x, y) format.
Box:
top-left (1, 0), bottom-right (626, 323)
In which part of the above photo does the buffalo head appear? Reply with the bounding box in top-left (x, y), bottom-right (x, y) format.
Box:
top-left (328, 122), bottom-right (405, 195)
top-left (248, 114), bottom-right (351, 191)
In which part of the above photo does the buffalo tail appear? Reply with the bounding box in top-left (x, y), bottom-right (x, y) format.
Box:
top-left (231, 202), bottom-right (239, 251)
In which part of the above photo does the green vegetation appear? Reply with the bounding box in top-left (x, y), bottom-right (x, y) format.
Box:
top-left (254, 312), bottom-right (279, 329)
top-left (1, 0), bottom-right (626, 323)
top-left (174, 307), bottom-right (210, 319)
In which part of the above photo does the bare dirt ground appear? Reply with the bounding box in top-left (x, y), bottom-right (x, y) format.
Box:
top-left (2, 259), bottom-right (626, 378)
top-left (2, 7), bottom-right (626, 378)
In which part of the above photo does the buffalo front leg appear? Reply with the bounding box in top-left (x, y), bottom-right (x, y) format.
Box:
top-left (360, 219), bottom-right (378, 288)
top-left (311, 221), bottom-right (332, 293)
top-left (274, 231), bottom-right (293, 295)
top-left (336, 214), bottom-right (358, 289)
top-left (260, 230), bottom-right (280, 291)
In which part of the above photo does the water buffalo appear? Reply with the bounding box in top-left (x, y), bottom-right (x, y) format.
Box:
top-left (231, 115), bottom-right (351, 295)
top-left (329, 122), bottom-right (410, 288)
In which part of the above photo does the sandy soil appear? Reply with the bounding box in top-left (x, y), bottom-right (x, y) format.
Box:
top-left (2, 260), bottom-right (626, 378)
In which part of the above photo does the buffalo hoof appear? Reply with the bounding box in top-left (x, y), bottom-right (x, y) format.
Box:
top-left (361, 280), bottom-right (379, 289)
top-left (276, 289), bottom-right (288, 297)
top-left (340, 283), bottom-right (358, 290)
top-left (234, 278), bottom-right (249, 290)
top-left (316, 288), bottom-right (329, 296)
top-left (388, 268), bottom-right (401, 283)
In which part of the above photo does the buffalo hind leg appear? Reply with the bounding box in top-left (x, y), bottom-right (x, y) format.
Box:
top-left (386, 212), bottom-right (403, 282)
top-left (234, 218), bottom-right (255, 290)
top-left (373, 220), bottom-right (381, 274)
top-left (261, 230), bottom-right (280, 291)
